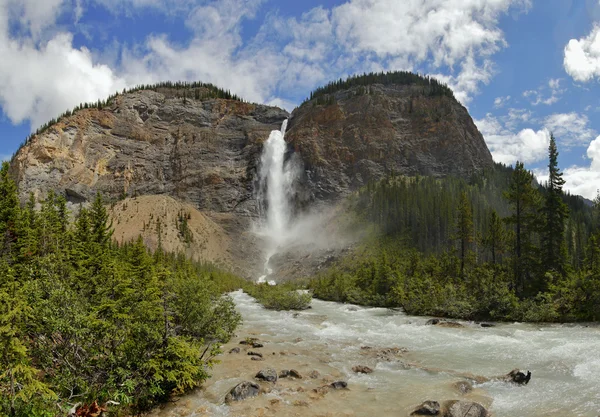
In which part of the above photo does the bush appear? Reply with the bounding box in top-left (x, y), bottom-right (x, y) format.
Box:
top-left (245, 284), bottom-right (312, 311)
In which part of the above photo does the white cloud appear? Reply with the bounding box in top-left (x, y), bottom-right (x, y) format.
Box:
top-left (543, 112), bottom-right (596, 147)
top-left (522, 78), bottom-right (564, 106)
top-left (0, 0), bottom-right (531, 132)
top-left (494, 95), bottom-right (511, 108)
top-left (0, 26), bottom-right (127, 129)
top-left (564, 25), bottom-right (600, 82)
top-left (534, 135), bottom-right (600, 200)
top-left (330, 0), bottom-right (530, 104)
top-left (558, 136), bottom-right (600, 200)
top-left (475, 113), bottom-right (550, 164)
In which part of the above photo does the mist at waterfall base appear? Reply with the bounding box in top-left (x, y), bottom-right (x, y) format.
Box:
top-left (255, 119), bottom-right (344, 284)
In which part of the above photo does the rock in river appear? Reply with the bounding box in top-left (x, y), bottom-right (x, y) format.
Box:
top-left (411, 400), bottom-right (440, 415)
top-left (445, 400), bottom-right (488, 417)
top-left (225, 381), bottom-right (260, 403)
top-left (352, 365), bottom-right (373, 374)
top-left (255, 368), bottom-right (278, 383)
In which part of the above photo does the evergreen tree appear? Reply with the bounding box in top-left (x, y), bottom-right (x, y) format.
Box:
top-left (541, 134), bottom-right (569, 278)
top-left (503, 162), bottom-right (542, 297)
top-left (0, 162), bottom-right (19, 257)
top-left (455, 191), bottom-right (474, 276)
top-left (482, 209), bottom-right (507, 265)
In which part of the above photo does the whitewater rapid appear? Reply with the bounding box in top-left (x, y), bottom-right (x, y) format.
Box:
top-left (149, 291), bottom-right (600, 417)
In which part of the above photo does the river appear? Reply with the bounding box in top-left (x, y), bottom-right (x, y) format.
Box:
top-left (148, 291), bottom-right (600, 417)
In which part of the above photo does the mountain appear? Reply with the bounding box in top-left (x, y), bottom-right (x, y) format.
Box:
top-left (9, 75), bottom-right (495, 275)
top-left (287, 81), bottom-right (493, 200)
top-left (10, 85), bottom-right (288, 215)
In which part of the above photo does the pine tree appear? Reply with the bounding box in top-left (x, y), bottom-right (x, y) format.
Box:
top-left (90, 193), bottom-right (113, 246)
top-left (504, 162), bottom-right (542, 297)
top-left (541, 134), bottom-right (569, 279)
top-left (0, 162), bottom-right (19, 257)
top-left (455, 191), bottom-right (474, 277)
top-left (482, 209), bottom-right (507, 265)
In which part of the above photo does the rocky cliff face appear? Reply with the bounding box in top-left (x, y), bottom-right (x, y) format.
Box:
top-left (286, 84), bottom-right (493, 200)
top-left (10, 88), bottom-right (288, 215)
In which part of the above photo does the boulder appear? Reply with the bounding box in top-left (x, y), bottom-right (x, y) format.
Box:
top-left (437, 321), bottom-right (464, 328)
top-left (480, 322), bottom-right (495, 328)
top-left (330, 381), bottom-right (348, 389)
top-left (225, 381), bottom-right (260, 402)
top-left (228, 347), bottom-right (240, 354)
top-left (505, 369), bottom-right (531, 385)
top-left (252, 342), bottom-right (264, 348)
top-left (279, 369), bottom-right (302, 379)
top-left (411, 400), bottom-right (440, 415)
top-left (425, 318), bottom-right (464, 328)
top-left (444, 400), bottom-right (488, 417)
top-left (352, 365), bottom-right (373, 374)
top-left (255, 368), bottom-right (278, 383)
top-left (248, 351), bottom-right (263, 358)
top-left (240, 338), bottom-right (260, 345)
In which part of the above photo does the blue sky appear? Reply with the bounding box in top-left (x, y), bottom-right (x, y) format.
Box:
top-left (1, 0), bottom-right (600, 199)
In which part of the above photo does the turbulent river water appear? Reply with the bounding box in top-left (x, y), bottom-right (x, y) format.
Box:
top-left (149, 291), bottom-right (600, 417)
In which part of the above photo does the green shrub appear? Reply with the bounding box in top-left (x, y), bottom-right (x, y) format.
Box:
top-left (245, 284), bottom-right (312, 311)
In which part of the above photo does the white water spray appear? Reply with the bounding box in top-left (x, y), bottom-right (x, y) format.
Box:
top-left (256, 120), bottom-right (297, 283)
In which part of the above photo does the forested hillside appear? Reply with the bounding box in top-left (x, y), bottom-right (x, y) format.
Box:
top-left (0, 163), bottom-right (243, 417)
top-left (310, 136), bottom-right (600, 322)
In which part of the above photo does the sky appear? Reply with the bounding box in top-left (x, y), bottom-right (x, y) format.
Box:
top-left (0, 0), bottom-right (599, 199)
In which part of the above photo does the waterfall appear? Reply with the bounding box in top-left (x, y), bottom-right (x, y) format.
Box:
top-left (257, 119), bottom-right (296, 283)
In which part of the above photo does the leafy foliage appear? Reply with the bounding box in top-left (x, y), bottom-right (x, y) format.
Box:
top-left (0, 163), bottom-right (244, 416)
top-left (244, 284), bottom-right (312, 311)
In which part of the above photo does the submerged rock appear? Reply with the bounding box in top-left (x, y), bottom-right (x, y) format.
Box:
top-left (360, 346), bottom-right (408, 362)
top-left (251, 356), bottom-right (264, 361)
top-left (410, 400), bottom-right (440, 415)
top-left (352, 365), bottom-right (373, 374)
top-left (248, 351), bottom-right (263, 358)
top-left (228, 347), bottom-right (241, 354)
top-left (308, 370), bottom-right (321, 379)
top-left (453, 380), bottom-right (473, 394)
top-left (225, 381), bottom-right (260, 402)
top-left (255, 368), bottom-right (278, 383)
top-left (426, 318), bottom-right (465, 328)
top-left (445, 400), bottom-right (488, 417)
top-left (480, 322), bottom-right (496, 328)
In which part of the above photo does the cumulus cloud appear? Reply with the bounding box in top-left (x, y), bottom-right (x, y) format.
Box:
top-left (476, 108), bottom-right (597, 167)
top-left (0, 1), bottom-right (127, 129)
top-left (475, 113), bottom-right (550, 164)
top-left (548, 136), bottom-right (600, 200)
top-left (0, 0), bottom-right (530, 132)
top-left (330, 0), bottom-right (530, 104)
top-left (564, 25), bottom-right (600, 82)
top-left (543, 112), bottom-right (596, 147)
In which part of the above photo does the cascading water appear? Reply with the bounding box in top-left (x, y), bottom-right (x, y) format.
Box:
top-left (256, 119), bottom-right (297, 283)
